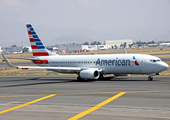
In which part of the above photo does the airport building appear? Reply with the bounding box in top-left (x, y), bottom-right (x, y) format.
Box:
top-left (0, 46), bottom-right (2, 53)
top-left (54, 44), bottom-right (112, 53)
top-left (82, 45), bottom-right (98, 51)
top-left (55, 43), bottom-right (83, 53)
top-left (82, 45), bottom-right (111, 51)
top-left (2, 46), bottom-right (23, 54)
top-left (159, 43), bottom-right (170, 47)
top-left (104, 39), bottom-right (133, 49)
top-left (2, 46), bottom-right (32, 54)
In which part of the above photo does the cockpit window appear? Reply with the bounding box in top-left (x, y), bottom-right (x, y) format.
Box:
top-left (150, 59), bottom-right (161, 62)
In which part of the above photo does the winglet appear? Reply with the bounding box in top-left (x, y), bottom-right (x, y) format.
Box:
top-left (1, 54), bottom-right (15, 67)
top-left (123, 48), bottom-right (127, 54)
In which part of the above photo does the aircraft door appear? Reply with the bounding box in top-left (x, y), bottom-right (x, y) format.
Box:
top-left (139, 59), bottom-right (144, 73)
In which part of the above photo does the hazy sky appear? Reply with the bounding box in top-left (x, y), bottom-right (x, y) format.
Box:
top-left (1, 0), bottom-right (170, 30)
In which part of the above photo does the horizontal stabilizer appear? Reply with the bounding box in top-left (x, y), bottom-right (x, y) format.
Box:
top-left (7, 57), bottom-right (38, 60)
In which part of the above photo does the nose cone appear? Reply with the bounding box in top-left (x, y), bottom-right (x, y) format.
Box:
top-left (160, 62), bottom-right (169, 71)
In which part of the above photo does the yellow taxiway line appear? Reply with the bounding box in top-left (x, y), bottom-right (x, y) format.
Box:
top-left (0, 90), bottom-right (169, 117)
top-left (68, 92), bottom-right (126, 120)
top-left (0, 94), bottom-right (56, 114)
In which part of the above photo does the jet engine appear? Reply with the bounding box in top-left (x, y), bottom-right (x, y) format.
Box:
top-left (80, 69), bottom-right (100, 80)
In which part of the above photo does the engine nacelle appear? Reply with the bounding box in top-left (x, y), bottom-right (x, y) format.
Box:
top-left (80, 69), bottom-right (100, 80)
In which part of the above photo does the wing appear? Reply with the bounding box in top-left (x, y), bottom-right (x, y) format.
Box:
top-left (17, 66), bottom-right (81, 72)
top-left (1, 54), bottom-right (82, 72)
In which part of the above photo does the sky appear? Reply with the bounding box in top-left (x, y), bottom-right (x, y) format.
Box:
top-left (0, 0), bottom-right (170, 46)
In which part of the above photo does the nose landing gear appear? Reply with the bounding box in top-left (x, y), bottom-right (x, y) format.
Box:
top-left (148, 76), bottom-right (153, 81)
top-left (148, 73), bottom-right (159, 81)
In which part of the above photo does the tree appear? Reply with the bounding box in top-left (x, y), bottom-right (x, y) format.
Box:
top-left (120, 43), bottom-right (123, 49)
top-left (114, 44), bottom-right (118, 49)
top-left (11, 45), bottom-right (17, 47)
top-left (91, 41), bottom-right (97, 45)
top-left (128, 44), bottom-right (133, 48)
top-left (90, 41), bottom-right (101, 45)
top-left (83, 42), bottom-right (89, 45)
top-left (97, 41), bottom-right (101, 45)
top-left (123, 42), bottom-right (127, 48)
top-left (138, 42), bottom-right (141, 47)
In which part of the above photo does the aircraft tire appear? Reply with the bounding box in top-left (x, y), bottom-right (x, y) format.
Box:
top-left (77, 75), bottom-right (83, 81)
top-left (98, 73), bottom-right (104, 80)
top-left (148, 77), bottom-right (153, 81)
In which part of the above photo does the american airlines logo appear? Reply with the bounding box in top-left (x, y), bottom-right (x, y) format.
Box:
top-left (96, 58), bottom-right (130, 66)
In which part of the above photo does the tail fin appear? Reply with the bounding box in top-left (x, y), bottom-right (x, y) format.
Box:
top-left (26, 24), bottom-right (57, 57)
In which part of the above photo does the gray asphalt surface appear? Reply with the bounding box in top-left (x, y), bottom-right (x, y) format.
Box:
top-left (0, 76), bottom-right (170, 120)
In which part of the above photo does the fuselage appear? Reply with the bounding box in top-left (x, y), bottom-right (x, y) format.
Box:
top-left (32, 54), bottom-right (169, 74)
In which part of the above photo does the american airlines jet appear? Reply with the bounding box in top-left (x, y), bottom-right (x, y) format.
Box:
top-left (2, 24), bottom-right (169, 81)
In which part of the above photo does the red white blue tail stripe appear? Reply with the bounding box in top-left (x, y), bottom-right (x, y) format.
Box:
top-left (26, 24), bottom-right (56, 56)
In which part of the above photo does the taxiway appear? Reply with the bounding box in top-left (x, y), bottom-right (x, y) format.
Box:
top-left (0, 76), bottom-right (170, 120)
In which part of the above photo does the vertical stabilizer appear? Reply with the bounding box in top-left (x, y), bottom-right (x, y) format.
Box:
top-left (26, 24), bottom-right (57, 56)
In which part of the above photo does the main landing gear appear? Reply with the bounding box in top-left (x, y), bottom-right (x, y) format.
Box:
top-left (98, 73), bottom-right (104, 80)
top-left (77, 75), bottom-right (83, 81)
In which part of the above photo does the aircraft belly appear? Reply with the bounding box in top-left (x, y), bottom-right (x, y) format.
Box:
top-left (49, 69), bottom-right (77, 73)
top-left (106, 66), bottom-right (136, 74)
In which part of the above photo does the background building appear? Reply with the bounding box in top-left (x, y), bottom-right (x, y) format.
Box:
top-left (2, 46), bottom-right (32, 54)
top-left (104, 39), bottom-right (133, 49)
top-left (2, 46), bottom-right (23, 54)
top-left (55, 43), bottom-right (82, 53)
top-left (159, 43), bottom-right (170, 47)
top-left (0, 46), bottom-right (2, 53)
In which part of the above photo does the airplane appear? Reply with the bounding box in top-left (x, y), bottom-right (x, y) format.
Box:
top-left (13, 50), bottom-right (23, 54)
top-left (1, 24), bottom-right (169, 81)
